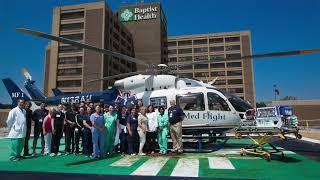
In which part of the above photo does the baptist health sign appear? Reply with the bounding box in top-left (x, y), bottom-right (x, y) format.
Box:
top-left (120, 6), bottom-right (158, 22)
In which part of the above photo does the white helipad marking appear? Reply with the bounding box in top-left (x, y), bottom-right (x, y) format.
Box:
top-left (131, 157), bottom-right (169, 176)
top-left (110, 156), bottom-right (140, 167)
top-left (208, 157), bottom-right (235, 169)
top-left (171, 158), bottom-right (199, 177)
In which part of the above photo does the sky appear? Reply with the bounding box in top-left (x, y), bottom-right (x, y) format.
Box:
top-left (0, 0), bottom-right (319, 104)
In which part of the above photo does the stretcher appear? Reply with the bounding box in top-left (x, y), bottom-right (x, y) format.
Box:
top-left (234, 127), bottom-right (301, 161)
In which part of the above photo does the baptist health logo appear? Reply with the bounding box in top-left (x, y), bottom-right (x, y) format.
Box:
top-left (120, 8), bottom-right (134, 22)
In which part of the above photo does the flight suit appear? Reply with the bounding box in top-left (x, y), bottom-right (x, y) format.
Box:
top-left (157, 113), bottom-right (169, 154)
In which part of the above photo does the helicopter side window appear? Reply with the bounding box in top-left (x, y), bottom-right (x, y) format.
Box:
top-left (207, 92), bottom-right (230, 111)
top-left (150, 96), bottom-right (167, 109)
top-left (176, 93), bottom-right (205, 111)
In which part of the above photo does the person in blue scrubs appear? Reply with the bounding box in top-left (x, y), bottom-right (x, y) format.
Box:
top-left (90, 105), bottom-right (105, 159)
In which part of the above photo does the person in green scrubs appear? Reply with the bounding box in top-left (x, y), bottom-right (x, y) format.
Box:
top-left (157, 106), bottom-right (169, 154)
top-left (104, 105), bottom-right (119, 154)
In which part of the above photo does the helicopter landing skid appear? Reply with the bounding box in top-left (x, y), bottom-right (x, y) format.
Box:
top-left (182, 135), bottom-right (230, 153)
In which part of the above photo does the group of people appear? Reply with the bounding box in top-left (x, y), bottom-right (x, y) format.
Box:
top-left (6, 98), bottom-right (185, 161)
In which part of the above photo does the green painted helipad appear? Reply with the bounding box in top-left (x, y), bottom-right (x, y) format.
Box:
top-left (0, 138), bottom-right (319, 179)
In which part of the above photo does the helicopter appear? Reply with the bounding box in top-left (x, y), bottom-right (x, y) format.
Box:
top-left (13, 28), bottom-right (320, 136)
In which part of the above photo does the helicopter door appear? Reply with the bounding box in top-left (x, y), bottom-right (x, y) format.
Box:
top-left (176, 93), bottom-right (207, 126)
top-left (207, 92), bottom-right (239, 126)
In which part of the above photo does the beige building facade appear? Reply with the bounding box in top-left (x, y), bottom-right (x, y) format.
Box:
top-left (168, 31), bottom-right (256, 106)
top-left (44, 2), bottom-right (135, 96)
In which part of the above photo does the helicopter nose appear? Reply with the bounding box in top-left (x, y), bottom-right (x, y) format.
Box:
top-left (114, 79), bottom-right (124, 89)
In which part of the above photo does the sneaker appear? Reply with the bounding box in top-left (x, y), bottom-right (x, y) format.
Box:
top-left (138, 153), bottom-right (146, 156)
top-left (130, 153), bottom-right (136, 156)
top-left (177, 149), bottom-right (183, 154)
top-left (44, 153), bottom-right (49, 156)
top-left (50, 153), bottom-right (56, 157)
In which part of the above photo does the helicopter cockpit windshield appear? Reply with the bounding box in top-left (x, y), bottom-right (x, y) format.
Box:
top-left (215, 89), bottom-right (253, 112)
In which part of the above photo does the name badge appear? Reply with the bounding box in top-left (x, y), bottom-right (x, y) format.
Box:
top-left (56, 114), bottom-right (61, 118)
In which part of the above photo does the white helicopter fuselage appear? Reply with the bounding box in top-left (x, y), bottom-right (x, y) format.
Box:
top-left (115, 74), bottom-right (242, 134)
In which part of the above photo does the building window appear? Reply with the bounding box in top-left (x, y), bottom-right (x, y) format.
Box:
top-left (113, 32), bottom-right (120, 41)
top-left (179, 73), bottom-right (193, 78)
top-left (226, 53), bottom-right (241, 60)
top-left (209, 38), bottom-right (223, 43)
top-left (207, 92), bottom-right (231, 111)
top-left (179, 56), bottom-right (192, 62)
top-left (58, 68), bottom-right (82, 76)
top-left (58, 56), bottom-right (82, 64)
top-left (60, 33), bottom-right (83, 41)
top-left (59, 46), bottom-right (82, 53)
top-left (211, 62), bottom-right (225, 68)
top-left (195, 72), bottom-right (209, 77)
top-left (209, 46), bottom-right (224, 52)
top-left (227, 70), bottom-right (242, 76)
top-left (121, 39), bottom-right (126, 46)
top-left (228, 88), bottom-right (243, 94)
top-left (227, 62), bottom-right (242, 67)
top-left (215, 80), bottom-right (226, 85)
top-left (176, 93), bottom-right (205, 111)
top-left (150, 96), bottom-right (167, 109)
top-left (180, 64), bottom-right (193, 70)
top-left (113, 42), bottom-right (119, 50)
top-left (168, 49), bottom-right (177, 55)
top-left (57, 80), bottom-right (81, 87)
top-left (194, 55), bottom-right (208, 61)
top-left (178, 48), bottom-right (192, 54)
top-left (211, 71), bottom-right (225, 77)
top-left (228, 79), bottom-right (243, 84)
top-left (226, 45), bottom-right (240, 51)
top-left (60, 23), bottom-right (84, 31)
top-left (225, 36), bottom-right (240, 43)
top-left (168, 41), bottom-right (177, 47)
top-left (178, 40), bottom-right (192, 46)
top-left (194, 64), bottom-right (208, 69)
top-left (194, 47), bottom-right (208, 53)
top-left (193, 39), bottom-right (207, 45)
top-left (60, 11), bottom-right (84, 20)
top-left (210, 55), bottom-right (225, 61)
top-left (169, 57), bottom-right (177, 62)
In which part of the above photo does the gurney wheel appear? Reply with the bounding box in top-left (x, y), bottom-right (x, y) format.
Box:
top-left (296, 134), bottom-right (302, 139)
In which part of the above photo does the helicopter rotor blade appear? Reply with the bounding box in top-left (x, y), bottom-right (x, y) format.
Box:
top-left (86, 70), bottom-right (148, 83)
top-left (16, 28), bottom-right (148, 67)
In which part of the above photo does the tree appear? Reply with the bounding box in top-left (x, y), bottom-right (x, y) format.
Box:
top-left (256, 102), bottom-right (267, 108)
top-left (280, 96), bottom-right (298, 101)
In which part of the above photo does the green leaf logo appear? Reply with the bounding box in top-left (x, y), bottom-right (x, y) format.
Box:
top-left (120, 9), bottom-right (134, 22)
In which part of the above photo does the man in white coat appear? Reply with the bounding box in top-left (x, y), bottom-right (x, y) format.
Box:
top-left (6, 99), bottom-right (27, 161)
